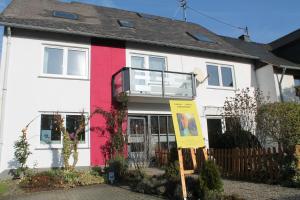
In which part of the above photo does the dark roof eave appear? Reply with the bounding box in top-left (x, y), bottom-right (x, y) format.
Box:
top-left (0, 22), bottom-right (258, 60)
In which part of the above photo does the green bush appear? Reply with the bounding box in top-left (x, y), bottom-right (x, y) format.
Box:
top-left (164, 160), bottom-right (180, 180)
top-left (20, 169), bottom-right (104, 190)
top-left (257, 102), bottom-right (300, 186)
top-left (108, 155), bottom-right (128, 181)
top-left (195, 160), bottom-right (223, 200)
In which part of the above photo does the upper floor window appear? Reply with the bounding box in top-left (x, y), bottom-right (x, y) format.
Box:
top-left (207, 64), bottom-right (234, 88)
top-left (131, 54), bottom-right (166, 71)
top-left (43, 45), bottom-right (89, 79)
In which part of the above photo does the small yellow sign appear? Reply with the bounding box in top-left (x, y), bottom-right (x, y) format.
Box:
top-left (169, 100), bottom-right (205, 148)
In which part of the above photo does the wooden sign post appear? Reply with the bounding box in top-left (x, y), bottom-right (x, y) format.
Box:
top-left (169, 100), bottom-right (207, 200)
top-left (178, 147), bottom-right (208, 200)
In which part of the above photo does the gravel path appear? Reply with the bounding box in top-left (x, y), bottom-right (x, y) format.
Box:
top-left (223, 179), bottom-right (300, 200)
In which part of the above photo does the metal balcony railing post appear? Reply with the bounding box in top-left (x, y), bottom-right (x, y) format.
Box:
top-left (162, 71), bottom-right (165, 98)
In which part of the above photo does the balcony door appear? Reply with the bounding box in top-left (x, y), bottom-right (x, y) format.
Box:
top-left (128, 117), bottom-right (149, 165)
top-left (130, 54), bottom-right (166, 95)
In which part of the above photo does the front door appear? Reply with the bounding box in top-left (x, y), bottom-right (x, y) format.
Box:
top-left (128, 117), bottom-right (149, 165)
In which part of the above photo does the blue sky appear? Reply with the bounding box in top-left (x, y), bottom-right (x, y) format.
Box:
top-left (0, 0), bottom-right (300, 46)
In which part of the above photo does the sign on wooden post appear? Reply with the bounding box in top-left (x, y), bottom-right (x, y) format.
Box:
top-left (170, 100), bottom-right (207, 200)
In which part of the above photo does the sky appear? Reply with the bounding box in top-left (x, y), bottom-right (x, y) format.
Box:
top-left (0, 0), bottom-right (299, 47)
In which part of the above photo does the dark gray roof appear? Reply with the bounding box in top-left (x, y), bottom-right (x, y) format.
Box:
top-left (270, 29), bottom-right (300, 50)
top-left (0, 0), bottom-right (256, 59)
top-left (221, 36), bottom-right (300, 68)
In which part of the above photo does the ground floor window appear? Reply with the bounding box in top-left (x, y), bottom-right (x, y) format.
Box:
top-left (40, 113), bottom-right (86, 145)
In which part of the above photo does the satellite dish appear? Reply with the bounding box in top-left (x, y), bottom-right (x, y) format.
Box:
top-left (193, 68), bottom-right (208, 85)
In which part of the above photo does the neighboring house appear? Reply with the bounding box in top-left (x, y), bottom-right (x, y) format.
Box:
top-left (0, 0), bottom-right (298, 174)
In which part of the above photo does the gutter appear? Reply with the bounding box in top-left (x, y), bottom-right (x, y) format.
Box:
top-left (0, 26), bottom-right (11, 163)
top-left (0, 21), bottom-right (258, 60)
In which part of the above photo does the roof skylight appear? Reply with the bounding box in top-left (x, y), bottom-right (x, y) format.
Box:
top-left (53, 11), bottom-right (79, 20)
top-left (118, 19), bottom-right (135, 28)
top-left (137, 13), bottom-right (157, 20)
top-left (187, 32), bottom-right (215, 43)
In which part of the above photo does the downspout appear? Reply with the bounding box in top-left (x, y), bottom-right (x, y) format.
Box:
top-left (278, 66), bottom-right (286, 102)
top-left (0, 26), bottom-right (12, 165)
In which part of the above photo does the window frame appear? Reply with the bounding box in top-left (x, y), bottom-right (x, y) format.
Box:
top-left (206, 63), bottom-right (236, 90)
top-left (38, 112), bottom-right (89, 149)
top-left (129, 53), bottom-right (168, 71)
top-left (41, 44), bottom-right (89, 80)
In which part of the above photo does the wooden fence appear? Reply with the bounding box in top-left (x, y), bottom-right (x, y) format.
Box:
top-left (208, 145), bottom-right (300, 180)
top-left (155, 145), bottom-right (300, 180)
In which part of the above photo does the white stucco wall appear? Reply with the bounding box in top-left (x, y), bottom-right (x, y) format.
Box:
top-left (0, 30), bottom-right (91, 172)
top-left (274, 73), bottom-right (300, 102)
top-left (125, 43), bottom-right (256, 148)
top-left (255, 65), bottom-right (278, 102)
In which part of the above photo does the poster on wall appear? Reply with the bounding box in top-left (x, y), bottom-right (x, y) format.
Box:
top-left (169, 100), bottom-right (205, 148)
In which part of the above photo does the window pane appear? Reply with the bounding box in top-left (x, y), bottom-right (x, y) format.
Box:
top-left (151, 116), bottom-right (159, 135)
top-left (168, 116), bottom-right (174, 134)
top-left (43, 47), bottom-right (63, 74)
top-left (221, 67), bottom-right (233, 87)
top-left (159, 116), bottom-right (167, 134)
top-left (66, 115), bottom-right (85, 142)
top-left (131, 56), bottom-right (145, 69)
top-left (149, 57), bottom-right (165, 71)
top-left (40, 114), bottom-right (61, 144)
top-left (67, 50), bottom-right (86, 76)
top-left (207, 118), bottom-right (222, 148)
top-left (207, 65), bottom-right (220, 86)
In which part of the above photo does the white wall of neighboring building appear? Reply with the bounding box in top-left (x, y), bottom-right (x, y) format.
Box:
top-left (0, 29), bottom-right (91, 172)
top-left (125, 43), bottom-right (256, 147)
top-left (274, 73), bottom-right (300, 102)
top-left (255, 65), bottom-right (278, 102)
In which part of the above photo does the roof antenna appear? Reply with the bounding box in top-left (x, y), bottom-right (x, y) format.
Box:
top-left (245, 26), bottom-right (249, 36)
top-left (180, 0), bottom-right (187, 22)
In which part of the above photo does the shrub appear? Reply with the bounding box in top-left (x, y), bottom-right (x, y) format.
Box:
top-left (195, 160), bottom-right (223, 199)
top-left (20, 169), bottom-right (104, 191)
top-left (164, 160), bottom-right (180, 180)
top-left (108, 155), bottom-right (128, 181)
top-left (256, 102), bottom-right (300, 186)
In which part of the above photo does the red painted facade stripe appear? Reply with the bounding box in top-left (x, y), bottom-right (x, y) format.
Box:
top-left (90, 39), bottom-right (126, 166)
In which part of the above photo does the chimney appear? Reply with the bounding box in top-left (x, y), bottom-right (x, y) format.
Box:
top-left (238, 34), bottom-right (251, 42)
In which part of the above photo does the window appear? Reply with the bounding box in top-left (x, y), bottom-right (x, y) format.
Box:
top-left (130, 54), bottom-right (166, 71)
top-left (187, 32), bottom-right (215, 43)
top-left (118, 19), bottom-right (134, 28)
top-left (149, 56), bottom-right (166, 71)
top-left (294, 75), bottom-right (300, 97)
top-left (43, 46), bottom-right (88, 78)
top-left (207, 64), bottom-right (234, 88)
top-left (43, 47), bottom-right (63, 75)
top-left (53, 11), bottom-right (79, 20)
top-left (40, 113), bottom-right (87, 146)
top-left (40, 114), bottom-right (61, 144)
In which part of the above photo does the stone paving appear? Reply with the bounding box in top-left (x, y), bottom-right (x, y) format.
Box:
top-left (2, 178), bottom-right (300, 200)
top-left (4, 184), bottom-right (164, 200)
top-left (223, 179), bottom-right (300, 200)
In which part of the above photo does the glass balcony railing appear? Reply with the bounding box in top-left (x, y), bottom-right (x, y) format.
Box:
top-left (112, 67), bottom-right (196, 99)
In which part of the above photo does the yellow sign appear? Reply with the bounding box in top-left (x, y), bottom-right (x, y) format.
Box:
top-left (169, 100), bottom-right (205, 148)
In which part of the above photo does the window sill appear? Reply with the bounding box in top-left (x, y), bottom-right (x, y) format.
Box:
top-left (206, 86), bottom-right (236, 91)
top-left (35, 144), bottom-right (89, 150)
top-left (38, 75), bottom-right (90, 81)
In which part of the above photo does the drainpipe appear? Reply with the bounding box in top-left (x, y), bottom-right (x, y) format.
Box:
top-left (278, 66), bottom-right (286, 102)
top-left (0, 26), bottom-right (12, 166)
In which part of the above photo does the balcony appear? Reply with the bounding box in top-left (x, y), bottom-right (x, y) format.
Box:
top-left (112, 67), bottom-right (196, 102)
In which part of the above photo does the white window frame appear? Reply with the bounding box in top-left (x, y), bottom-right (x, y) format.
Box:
top-left (129, 53), bottom-right (168, 71)
top-left (206, 63), bottom-right (236, 90)
top-left (38, 112), bottom-right (89, 149)
top-left (41, 44), bottom-right (89, 80)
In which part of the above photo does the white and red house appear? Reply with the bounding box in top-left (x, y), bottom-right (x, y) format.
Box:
top-left (0, 0), bottom-right (299, 174)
